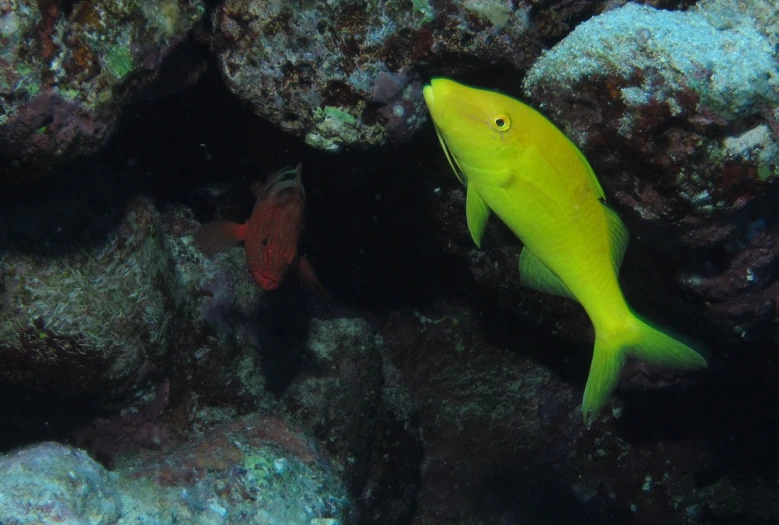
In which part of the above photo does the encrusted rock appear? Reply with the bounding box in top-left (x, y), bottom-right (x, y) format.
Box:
top-left (212, 0), bottom-right (646, 152)
top-left (0, 415), bottom-right (354, 524)
top-left (519, 2), bottom-right (779, 342)
top-left (0, 0), bottom-right (205, 165)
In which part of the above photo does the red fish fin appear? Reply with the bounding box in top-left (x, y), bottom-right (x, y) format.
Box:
top-left (195, 220), bottom-right (248, 255)
top-left (265, 164), bottom-right (304, 197)
top-left (296, 256), bottom-right (330, 298)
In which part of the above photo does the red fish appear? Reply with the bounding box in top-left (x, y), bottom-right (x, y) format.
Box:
top-left (195, 163), bottom-right (326, 294)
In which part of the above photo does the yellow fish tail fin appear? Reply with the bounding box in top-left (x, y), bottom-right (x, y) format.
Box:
top-left (582, 315), bottom-right (708, 425)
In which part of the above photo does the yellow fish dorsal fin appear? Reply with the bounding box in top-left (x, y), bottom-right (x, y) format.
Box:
top-left (574, 145), bottom-right (605, 201)
top-left (466, 185), bottom-right (491, 248)
top-left (518, 248), bottom-right (577, 301)
top-left (433, 125), bottom-right (466, 184)
top-left (603, 204), bottom-right (629, 273)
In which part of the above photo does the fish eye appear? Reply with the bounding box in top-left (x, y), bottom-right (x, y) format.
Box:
top-left (492, 114), bottom-right (511, 131)
top-left (261, 238), bottom-right (269, 247)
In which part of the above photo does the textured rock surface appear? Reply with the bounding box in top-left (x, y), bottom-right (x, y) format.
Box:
top-left (0, 415), bottom-right (353, 525)
top-left (518, 1), bottom-right (779, 344)
top-left (0, 195), bottom-right (264, 438)
top-left (283, 318), bottom-right (385, 490)
top-left (281, 316), bottom-right (423, 523)
top-left (379, 300), bottom-right (779, 525)
top-left (0, 0), bottom-right (205, 165)
top-left (212, 0), bottom-right (647, 152)
top-left (0, 198), bottom-right (178, 397)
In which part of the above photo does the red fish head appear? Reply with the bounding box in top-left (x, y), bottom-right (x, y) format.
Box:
top-left (246, 229), bottom-right (300, 290)
top-left (248, 267), bottom-right (282, 291)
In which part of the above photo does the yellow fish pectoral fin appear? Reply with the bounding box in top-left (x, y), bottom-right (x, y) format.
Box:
top-left (518, 247), bottom-right (577, 302)
top-left (466, 185), bottom-right (491, 248)
top-left (603, 204), bottom-right (629, 274)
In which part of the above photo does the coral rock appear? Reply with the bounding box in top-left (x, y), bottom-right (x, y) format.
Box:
top-left (0, 0), bottom-right (205, 166)
top-left (0, 414), bottom-right (353, 524)
top-left (522, 1), bottom-right (779, 343)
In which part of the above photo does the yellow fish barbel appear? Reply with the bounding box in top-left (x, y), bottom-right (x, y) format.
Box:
top-left (423, 77), bottom-right (707, 424)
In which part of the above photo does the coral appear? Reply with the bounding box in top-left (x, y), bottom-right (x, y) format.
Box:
top-left (523, 1), bottom-right (779, 210)
top-left (0, 0), bottom-right (205, 166)
top-left (0, 442), bottom-right (122, 524)
top-left (118, 414), bottom-right (354, 524)
top-left (213, 0), bottom-right (431, 152)
top-left (0, 195), bottom-right (273, 442)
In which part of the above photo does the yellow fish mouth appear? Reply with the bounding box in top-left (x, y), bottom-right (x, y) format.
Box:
top-left (423, 81), bottom-right (467, 185)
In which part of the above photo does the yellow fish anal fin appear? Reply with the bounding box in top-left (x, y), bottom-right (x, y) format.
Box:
top-left (466, 185), bottom-right (490, 248)
top-left (574, 145), bottom-right (605, 201)
top-left (603, 204), bottom-right (629, 274)
top-left (518, 247), bottom-right (578, 302)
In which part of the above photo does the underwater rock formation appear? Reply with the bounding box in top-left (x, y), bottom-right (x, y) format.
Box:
top-left (0, 173), bottom-right (418, 516)
top-left (283, 318), bottom-right (386, 489)
top-left (0, 197), bottom-right (263, 434)
top-left (379, 300), bottom-right (779, 525)
top-left (0, 198), bottom-right (178, 399)
top-left (212, 0), bottom-right (621, 152)
top-left (514, 1), bottom-right (779, 344)
top-left (212, 0), bottom-right (433, 152)
top-left (0, 0), bottom-right (205, 165)
top-left (0, 415), bottom-right (353, 524)
top-left (281, 316), bottom-right (423, 523)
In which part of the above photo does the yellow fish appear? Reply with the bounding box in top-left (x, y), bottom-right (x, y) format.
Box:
top-left (423, 77), bottom-right (707, 424)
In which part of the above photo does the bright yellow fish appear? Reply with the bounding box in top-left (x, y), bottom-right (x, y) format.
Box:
top-left (423, 77), bottom-right (707, 424)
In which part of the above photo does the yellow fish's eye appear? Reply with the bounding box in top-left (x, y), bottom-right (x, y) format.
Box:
top-left (492, 114), bottom-right (511, 131)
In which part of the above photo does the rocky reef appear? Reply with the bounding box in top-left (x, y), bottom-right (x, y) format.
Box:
top-left (0, 1), bottom-right (778, 525)
top-left (211, 0), bottom-right (633, 152)
top-left (0, 0), bottom-right (205, 165)
top-left (522, 0), bottom-right (779, 344)
top-left (0, 416), bottom-right (353, 524)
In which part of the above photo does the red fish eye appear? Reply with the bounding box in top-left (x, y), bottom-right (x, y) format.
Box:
top-left (262, 238), bottom-right (269, 247)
